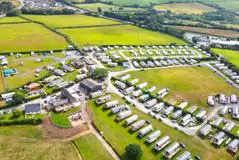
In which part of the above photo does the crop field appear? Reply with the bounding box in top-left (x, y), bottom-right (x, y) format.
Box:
top-left (169, 25), bottom-right (239, 38)
top-left (0, 17), bottom-right (28, 23)
top-left (73, 133), bottom-right (114, 160)
top-left (212, 48), bottom-right (239, 68)
top-left (128, 67), bottom-right (238, 108)
top-left (153, 3), bottom-right (216, 14)
top-left (60, 25), bottom-right (187, 46)
top-left (23, 14), bottom-right (122, 28)
top-left (88, 93), bottom-right (233, 160)
top-left (0, 23), bottom-right (68, 53)
top-left (76, 3), bottom-right (144, 12)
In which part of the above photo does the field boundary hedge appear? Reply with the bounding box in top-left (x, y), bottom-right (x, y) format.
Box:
top-left (0, 21), bottom-right (30, 25)
top-left (55, 23), bottom-right (128, 29)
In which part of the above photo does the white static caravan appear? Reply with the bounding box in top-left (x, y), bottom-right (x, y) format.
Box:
top-left (163, 106), bottom-right (174, 116)
top-left (178, 102), bottom-right (188, 109)
top-left (207, 96), bottom-right (215, 106)
top-left (212, 131), bottom-right (225, 146)
top-left (154, 136), bottom-right (171, 151)
top-left (145, 130), bottom-right (161, 143)
top-left (232, 107), bottom-right (239, 119)
top-left (115, 80), bottom-right (127, 90)
top-left (130, 79), bottom-right (139, 85)
top-left (132, 90), bottom-right (143, 97)
top-left (157, 88), bottom-right (169, 98)
top-left (213, 117), bottom-right (223, 127)
top-left (125, 115), bottom-right (139, 126)
top-left (172, 110), bottom-right (183, 120)
top-left (187, 105), bottom-right (197, 114)
top-left (147, 86), bottom-right (156, 93)
top-left (111, 105), bottom-right (129, 114)
top-left (163, 142), bottom-right (181, 159)
top-left (219, 106), bottom-right (228, 116)
top-left (144, 99), bottom-right (158, 108)
top-left (123, 86), bottom-right (135, 95)
top-left (120, 74), bottom-right (131, 81)
top-left (104, 100), bottom-right (119, 109)
top-left (152, 102), bottom-right (165, 113)
top-left (176, 151), bottom-right (192, 160)
top-left (180, 114), bottom-right (191, 126)
top-left (199, 124), bottom-right (212, 137)
top-left (225, 122), bottom-right (235, 132)
top-left (196, 110), bottom-right (207, 119)
top-left (90, 91), bottom-right (103, 98)
top-left (137, 82), bottom-right (148, 89)
top-left (130, 120), bottom-right (146, 131)
top-left (227, 139), bottom-right (239, 153)
top-left (138, 125), bottom-right (153, 138)
top-left (219, 94), bottom-right (227, 104)
top-left (230, 94), bottom-right (238, 103)
top-left (96, 95), bottom-right (111, 105)
top-left (116, 110), bottom-right (132, 121)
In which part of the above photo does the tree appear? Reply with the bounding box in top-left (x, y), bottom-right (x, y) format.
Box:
top-left (124, 144), bottom-right (142, 160)
top-left (13, 91), bottom-right (26, 103)
top-left (93, 68), bottom-right (108, 78)
top-left (0, 2), bottom-right (14, 14)
top-left (6, 9), bottom-right (21, 17)
top-left (12, 109), bottom-right (22, 119)
top-left (97, 7), bottom-right (102, 13)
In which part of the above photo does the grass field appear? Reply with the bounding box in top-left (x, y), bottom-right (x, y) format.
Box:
top-left (23, 14), bottom-right (122, 28)
top-left (169, 25), bottom-right (239, 38)
top-left (212, 48), bottom-right (239, 68)
top-left (0, 17), bottom-right (28, 23)
top-left (153, 3), bottom-right (216, 14)
top-left (128, 67), bottom-right (238, 109)
top-left (60, 25), bottom-right (187, 46)
top-left (0, 23), bottom-right (68, 53)
top-left (73, 133), bottom-right (114, 160)
top-left (205, 0), bottom-right (239, 13)
top-left (88, 93), bottom-right (234, 160)
top-left (76, 3), bottom-right (144, 12)
top-left (0, 125), bottom-right (80, 160)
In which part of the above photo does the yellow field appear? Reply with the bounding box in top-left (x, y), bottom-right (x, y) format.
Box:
top-left (0, 17), bottom-right (27, 23)
top-left (154, 2), bottom-right (217, 14)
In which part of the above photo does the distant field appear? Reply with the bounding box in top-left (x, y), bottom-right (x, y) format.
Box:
top-left (23, 14), bottom-right (122, 28)
top-left (0, 17), bottom-right (28, 23)
top-left (73, 133), bottom-right (114, 160)
top-left (154, 3), bottom-right (216, 14)
top-left (60, 25), bottom-right (187, 46)
top-left (169, 26), bottom-right (239, 38)
top-left (0, 23), bottom-right (68, 53)
top-left (76, 3), bottom-right (144, 12)
top-left (129, 67), bottom-right (238, 108)
top-left (212, 48), bottom-right (239, 68)
top-left (88, 93), bottom-right (234, 160)
top-left (205, 1), bottom-right (239, 13)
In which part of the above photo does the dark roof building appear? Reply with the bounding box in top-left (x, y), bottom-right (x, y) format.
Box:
top-left (80, 79), bottom-right (102, 93)
top-left (25, 103), bottom-right (41, 115)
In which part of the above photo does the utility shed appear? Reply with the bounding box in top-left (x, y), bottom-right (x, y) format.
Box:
top-left (80, 79), bottom-right (102, 93)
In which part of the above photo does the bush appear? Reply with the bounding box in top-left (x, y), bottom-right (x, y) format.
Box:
top-left (124, 144), bottom-right (142, 160)
top-left (6, 9), bottom-right (21, 16)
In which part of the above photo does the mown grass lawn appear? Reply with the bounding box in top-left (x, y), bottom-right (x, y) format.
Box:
top-left (0, 23), bottom-right (68, 53)
top-left (0, 17), bottom-right (28, 23)
top-left (23, 14), bottom-right (122, 28)
top-left (60, 25), bottom-right (187, 46)
top-left (88, 93), bottom-right (234, 160)
top-left (153, 2), bottom-right (216, 14)
top-left (212, 48), bottom-right (239, 68)
top-left (76, 3), bottom-right (144, 12)
top-left (50, 106), bottom-right (81, 128)
top-left (73, 133), bottom-right (114, 160)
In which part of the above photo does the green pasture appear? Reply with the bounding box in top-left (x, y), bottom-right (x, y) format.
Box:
top-left (128, 67), bottom-right (238, 109)
top-left (0, 17), bottom-right (28, 23)
top-left (60, 25), bottom-right (187, 46)
top-left (73, 133), bottom-right (114, 160)
top-left (0, 23), bottom-right (68, 53)
top-left (205, 1), bottom-right (239, 13)
top-left (23, 14), bottom-right (122, 28)
top-left (211, 48), bottom-right (239, 68)
top-left (76, 3), bottom-right (144, 12)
